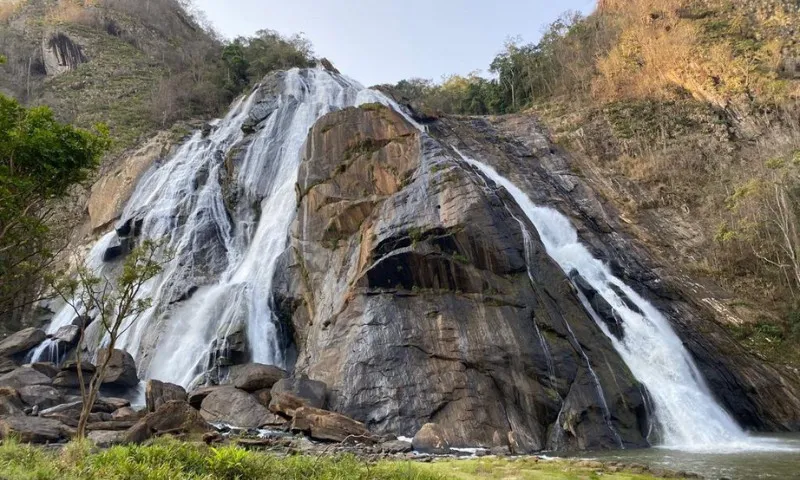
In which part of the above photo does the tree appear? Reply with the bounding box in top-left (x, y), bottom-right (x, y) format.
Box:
top-left (51, 239), bottom-right (164, 438)
top-left (0, 95), bottom-right (109, 327)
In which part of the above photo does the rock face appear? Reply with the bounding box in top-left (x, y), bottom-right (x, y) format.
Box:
top-left (98, 349), bottom-right (139, 388)
top-left (436, 114), bottom-right (800, 433)
top-left (280, 104), bottom-right (650, 451)
top-left (199, 387), bottom-right (278, 428)
top-left (0, 328), bottom-right (46, 357)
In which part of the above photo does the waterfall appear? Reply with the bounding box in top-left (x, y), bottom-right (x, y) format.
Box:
top-left (460, 154), bottom-right (749, 450)
top-left (35, 68), bottom-right (404, 389)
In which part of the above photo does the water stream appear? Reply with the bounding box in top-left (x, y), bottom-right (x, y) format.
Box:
top-left (458, 154), bottom-right (784, 452)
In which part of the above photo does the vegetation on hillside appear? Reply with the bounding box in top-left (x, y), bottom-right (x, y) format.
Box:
top-left (0, 437), bottom-right (680, 480)
top-left (389, 0), bottom-right (800, 364)
top-left (0, 91), bottom-right (108, 331)
top-left (0, 0), bottom-right (314, 152)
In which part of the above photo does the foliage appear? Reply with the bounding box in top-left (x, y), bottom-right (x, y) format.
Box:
top-left (51, 239), bottom-right (164, 438)
top-left (0, 437), bottom-right (674, 480)
top-left (0, 95), bottom-right (108, 329)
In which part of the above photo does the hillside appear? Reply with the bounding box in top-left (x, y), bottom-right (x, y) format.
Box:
top-left (388, 0), bottom-right (800, 365)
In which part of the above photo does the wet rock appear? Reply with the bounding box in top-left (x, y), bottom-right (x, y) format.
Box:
top-left (98, 349), bottom-right (139, 388)
top-left (199, 386), bottom-right (280, 428)
top-left (0, 415), bottom-right (73, 443)
top-left (0, 366), bottom-right (53, 390)
top-left (88, 430), bottom-right (126, 447)
top-left (18, 385), bottom-right (64, 410)
top-left (125, 400), bottom-right (211, 444)
top-left (212, 327), bottom-right (248, 367)
top-left (0, 387), bottom-right (25, 415)
top-left (291, 406), bottom-right (376, 444)
top-left (412, 423), bottom-right (451, 454)
top-left (145, 380), bottom-right (187, 412)
top-left (228, 363), bottom-right (287, 392)
top-left (269, 377), bottom-right (326, 411)
top-left (0, 328), bottom-right (47, 357)
top-left (30, 363), bottom-right (59, 378)
top-left (53, 325), bottom-right (80, 349)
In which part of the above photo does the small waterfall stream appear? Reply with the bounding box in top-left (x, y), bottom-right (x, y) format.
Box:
top-left (460, 154), bottom-right (749, 450)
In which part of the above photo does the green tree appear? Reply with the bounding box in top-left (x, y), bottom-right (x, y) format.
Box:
top-left (0, 95), bottom-right (109, 326)
top-left (52, 239), bottom-right (164, 438)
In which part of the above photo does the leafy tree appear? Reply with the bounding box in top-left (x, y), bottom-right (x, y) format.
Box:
top-left (0, 95), bottom-right (109, 327)
top-left (51, 239), bottom-right (164, 438)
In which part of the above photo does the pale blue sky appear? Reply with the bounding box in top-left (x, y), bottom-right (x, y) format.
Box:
top-left (193, 0), bottom-right (597, 86)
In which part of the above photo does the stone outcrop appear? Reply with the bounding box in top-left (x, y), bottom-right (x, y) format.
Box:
top-left (0, 328), bottom-right (46, 357)
top-left (280, 104), bottom-right (650, 451)
top-left (199, 387), bottom-right (279, 428)
top-left (227, 363), bottom-right (286, 392)
top-left (126, 400), bottom-right (210, 444)
top-left (145, 380), bottom-right (187, 412)
top-left (98, 349), bottom-right (139, 388)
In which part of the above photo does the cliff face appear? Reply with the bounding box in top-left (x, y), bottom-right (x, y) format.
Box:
top-left (281, 104), bottom-right (651, 450)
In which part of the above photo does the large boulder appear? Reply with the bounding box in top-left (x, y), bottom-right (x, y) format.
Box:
top-left (53, 325), bottom-right (80, 349)
top-left (0, 328), bottom-right (46, 357)
top-left (199, 387), bottom-right (280, 428)
top-left (0, 415), bottom-right (73, 443)
top-left (98, 349), bottom-right (139, 388)
top-left (187, 386), bottom-right (226, 409)
top-left (291, 406), bottom-right (376, 444)
top-left (268, 377), bottom-right (327, 418)
top-left (0, 387), bottom-right (25, 415)
top-left (145, 380), bottom-right (187, 413)
top-left (18, 385), bottom-right (64, 410)
top-left (411, 423), bottom-right (451, 454)
top-left (227, 363), bottom-right (287, 392)
top-left (0, 366), bottom-right (53, 390)
top-left (125, 400), bottom-right (211, 444)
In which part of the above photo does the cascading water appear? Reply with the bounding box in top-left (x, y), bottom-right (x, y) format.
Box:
top-left (459, 154), bottom-right (751, 451)
top-left (33, 67), bottom-right (411, 389)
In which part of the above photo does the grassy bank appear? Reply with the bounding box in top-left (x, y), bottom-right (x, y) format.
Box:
top-left (0, 437), bottom-right (680, 480)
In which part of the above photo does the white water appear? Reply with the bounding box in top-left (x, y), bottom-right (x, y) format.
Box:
top-left (460, 155), bottom-right (756, 451)
top-left (34, 68), bottom-right (408, 389)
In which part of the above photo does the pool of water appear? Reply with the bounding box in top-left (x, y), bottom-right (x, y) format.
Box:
top-left (565, 434), bottom-right (800, 480)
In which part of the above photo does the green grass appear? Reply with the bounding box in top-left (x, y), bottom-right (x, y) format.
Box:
top-left (0, 438), bottom-right (676, 480)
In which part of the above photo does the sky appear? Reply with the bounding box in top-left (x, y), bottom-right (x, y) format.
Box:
top-left (192, 0), bottom-right (597, 87)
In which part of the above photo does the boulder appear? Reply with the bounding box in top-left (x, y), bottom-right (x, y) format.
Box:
top-left (0, 366), bottom-right (53, 390)
top-left (0, 358), bottom-right (18, 375)
top-left (0, 328), bottom-right (46, 357)
top-left (268, 378), bottom-right (326, 417)
top-left (253, 388), bottom-right (271, 407)
top-left (227, 363), bottom-right (287, 392)
top-left (0, 415), bottom-right (73, 443)
top-left (52, 370), bottom-right (91, 389)
top-left (86, 420), bottom-right (137, 431)
top-left (111, 406), bottom-right (143, 421)
top-left (290, 406), bottom-right (376, 444)
top-left (88, 430), bottom-right (126, 447)
top-left (0, 387), bottom-right (24, 415)
top-left (187, 385), bottom-right (225, 409)
top-left (98, 349), bottom-right (139, 388)
top-left (412, 423), bottom-right (451, 454)
top-left (100, 397), bottom-right (131, 410)
top-left (379, 439), bottom-right (413, 454)
top-left (199, 386), bottom-right (280, 428)
top-left (125, 400), bottom-right (211, 444)
top-left (62, 360), bottom-right (96, 374)
top-left (30, 363), bottom-right (59, 378)
top-left (53, 325), bottom-right (80, 348)
top-left (39, 398), bottom-right (118, 420)
top-left (18, 385), bottom-right (64, 410)
top-left (145, 380), bottom-right (187, 412)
